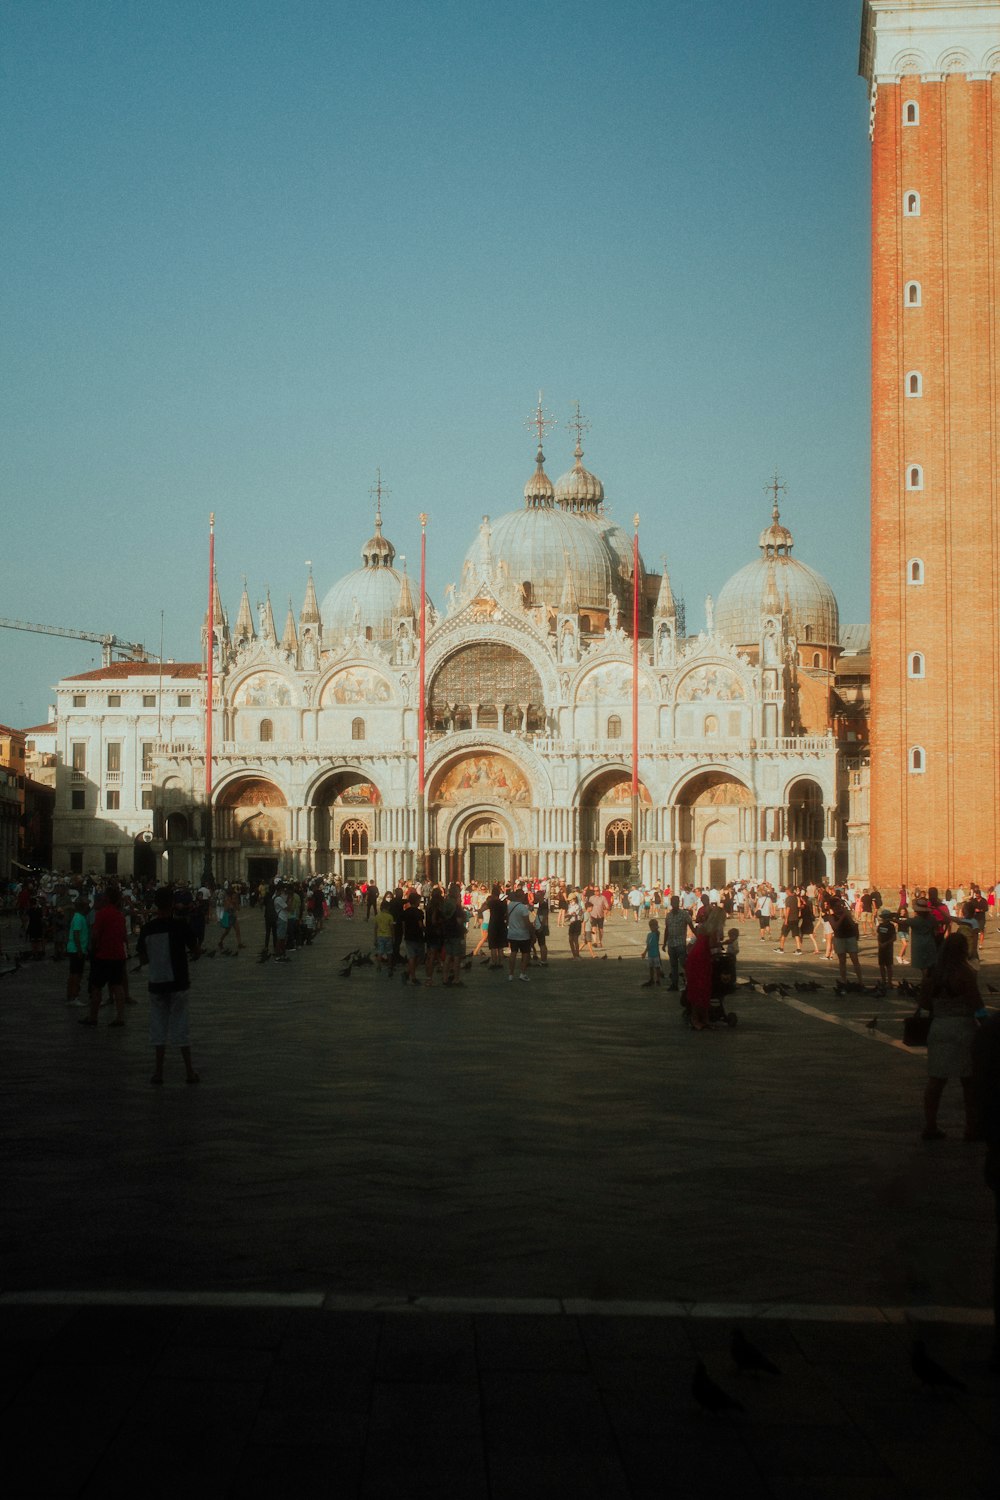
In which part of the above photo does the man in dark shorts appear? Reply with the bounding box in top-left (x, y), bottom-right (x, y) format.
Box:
top-left (401, 890), bottom-right (426, 986)
top-left (79, 886), bottom-right (128, 1027)
top-left (587, 888), bottom-right (608, 950)
top-left (778, 886), bottom-right (802, 955)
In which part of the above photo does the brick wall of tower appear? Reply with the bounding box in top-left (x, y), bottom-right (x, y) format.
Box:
top-left (870, 73), bottom-right (1000, 890)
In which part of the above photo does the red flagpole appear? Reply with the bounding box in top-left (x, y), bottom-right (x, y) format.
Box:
top-left (630, 514), bottom-right (641, 888)
top-left (416, 512), bottom-right (428, 883)
top-left (202, 512), bottom-right (216, 887)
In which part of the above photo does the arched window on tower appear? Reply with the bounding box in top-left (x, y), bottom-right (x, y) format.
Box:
top-left (904, 191), bottom-right (921, 216)
top-left (907, 371), bottom-right (922, 397)
top-left (351, 717), bottom-right (365, 741)
top-left (904, 100), bottom-right (919, 125)
top-left (804, 624), bottom-right (813, 642)
top-left (905, 281), bottom-right (922, 307)
top-left (606, 714), bottom-right (622, 740)
top-left (908, 652), bottom-right (925, 679)
top-left (909, 746), bottom-right (926, 774)
top-left (259, 719), bottom-right (273, 743)
top-left (906, 464), bottom-right (924, 491)
top-left (908, 558), bottom-right (925, 585)
top-left (812, 652), bottom-right (821, 668)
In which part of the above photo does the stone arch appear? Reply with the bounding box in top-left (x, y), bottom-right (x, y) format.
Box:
top-left (215, 775), bottom-right (289, 860)
top-left (424, 730), bottom-right (554, 808)
top-left (784, 776), bottom-right (826, 885)
top-left (890, 49), bottom-right (928, 76)
top-left (309, 767), bottom-right (383, 878)
top-left (437, 803), bottom-right (517, 887)
top-left (576, 766), bottom-right (653, 888)
top-left (671, 769), bottom-right (755, 889)
top-left (426, 620), bottom-right (560, 700)
top-left (427, 747), bottom-right (539, 884)
top-left (427, 638), bottom-right (548, 733)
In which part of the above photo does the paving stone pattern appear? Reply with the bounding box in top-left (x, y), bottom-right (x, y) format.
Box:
top-left (2, 907), bottom-right (999, 1494)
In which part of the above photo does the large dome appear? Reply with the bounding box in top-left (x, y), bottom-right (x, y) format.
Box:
top-left (321, 506), bottom-right (428, 646)
top-left (482, 504), bottom-right (615, 612)
top-left (715, 500), bottom-right (839, 648)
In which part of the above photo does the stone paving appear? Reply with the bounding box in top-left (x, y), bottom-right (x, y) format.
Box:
top-left (2, 905), bottom-right (999, 1495)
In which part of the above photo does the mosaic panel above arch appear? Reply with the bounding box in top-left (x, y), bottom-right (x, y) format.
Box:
top-left (237, 673), bottom-right (294, 708)
top-left (320, 668), bottom-right (393, 707)
top-left (576, 663), bottom-right (653, 704)
top-left (675, 664), bottom-right (746, 702)
top-left (217, 777), bottom-right (287, 808)
top-left (432, 752), bottom-right (532, 806)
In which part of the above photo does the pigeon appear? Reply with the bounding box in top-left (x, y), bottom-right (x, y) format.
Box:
top-left (866, 1016), bottom-right (879, 1032)
top-left (692, 1360), bottom-right (744, 1414)
top-left (911, 1340), bottom-right (967, 1392)
top-left (617, 955), bottom-right (623, 961)
top-left (339, 960), bottom-right (354, 979)
top-left (731, 1327), bottom-right (781, 1376)
top-left (462, 959), bottom-right (472, 971)
top-left (746, 976), bottom-right (762, 988)
top-left (762, 983), bottom-right (780, 995)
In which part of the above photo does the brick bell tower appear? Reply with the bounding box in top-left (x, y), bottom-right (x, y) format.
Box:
top-left (860, 0), bottom-right (1000, 890)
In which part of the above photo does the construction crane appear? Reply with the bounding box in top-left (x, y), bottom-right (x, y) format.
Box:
top-left (0, 617), bottom-right (150, 668)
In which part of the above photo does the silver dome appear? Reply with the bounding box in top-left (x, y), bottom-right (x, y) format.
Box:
top-left (471, 504), bottom-right (616, 612)
top-left (715, 555), bottom-right (839, 648)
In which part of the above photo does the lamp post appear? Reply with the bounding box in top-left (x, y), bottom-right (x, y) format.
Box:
top-left (201, 512), bottom-right (216, 889)
top-left (629, 513), bottom-right (642, 890)
top-left (416, 512), bottom-right (427, 884)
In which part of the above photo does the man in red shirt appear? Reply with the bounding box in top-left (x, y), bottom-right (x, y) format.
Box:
top-left (79, 887), bottom-right (129, 1028)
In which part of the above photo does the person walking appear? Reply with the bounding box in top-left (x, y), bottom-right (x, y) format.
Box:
top-left (663, 894), bottom-right (694, 991)
top-left (137, 887), bottom-right (201, 1085)
top-left (65, 896), bottom-right (90, 1006)
top-left (921, 931), bottom-right (981, 1141)
top-left (505, 890), bottom-right (536, 982)
top-left (79, 886), bottom-right (128, 1028)
top-left (642, 919), bottom-right (663, 987)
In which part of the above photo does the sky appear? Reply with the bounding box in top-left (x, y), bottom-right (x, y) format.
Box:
top-left (1, 0), bottom-right (872, 726)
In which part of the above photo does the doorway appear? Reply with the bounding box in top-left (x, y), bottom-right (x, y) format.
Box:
top-left (247, 857), bottom-right (279, 887)
top-left (470, 843), bottom-right (504, 885)
top-left (709, 858), bottom-right (726, 889)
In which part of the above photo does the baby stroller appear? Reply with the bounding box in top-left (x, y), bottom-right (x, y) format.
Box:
top-left (680, 950), bottom-right (739, 1028)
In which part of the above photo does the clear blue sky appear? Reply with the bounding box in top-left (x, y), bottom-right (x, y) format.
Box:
top-left (1, 0), bottom-right (871, 726)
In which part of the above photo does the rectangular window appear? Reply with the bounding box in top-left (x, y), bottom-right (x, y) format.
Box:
top-left (178, 693), bottom-right (192, 707)
top-left (106, 742), bottom-right (121, 773)
top-left (141, 742), bottom-right (153, 772)
top-left (71, 789), bottom-right (86, 811)
top-left (104, 851), bottom-right (118, 876)
top-left (141, 789), bottom-right (154, 811)
top-left (142, 694), bottom-right (156, 707)
top-left (106, 790), bottom-right (120, 810)
top-left (71, 742), bottom-right (87, 773)
top-left (72, 694), bottom-right (86, 708)
top-left (107, 693), bottom-right (122, 707)
top-left (69, 851), bottom-right (83, 874)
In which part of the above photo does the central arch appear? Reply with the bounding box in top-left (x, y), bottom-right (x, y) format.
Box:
top-left (428, 749), bottom-right (535, 883)
top-left (427, 641), bottom-right (546, 733)
top-left (215, 775), bottom-right (288, 885)
top-left (673, 770), bottom-right (755, 888)
top-left (577, 767), bottom-right (652, 889)
top-left (310, 770), bottom-right (382, 880)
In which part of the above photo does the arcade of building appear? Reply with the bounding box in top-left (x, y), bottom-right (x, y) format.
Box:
top-left (52, 430), bottom-right (870, 890)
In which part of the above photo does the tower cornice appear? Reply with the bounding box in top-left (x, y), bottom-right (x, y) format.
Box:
top-left (861, 0), bottom-right (1000, 88)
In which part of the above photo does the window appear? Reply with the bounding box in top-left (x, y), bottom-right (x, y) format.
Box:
top-left (340, 818), bottom-right (369, 856)
top-left (906, 371), bottom-right (922, 397)
top-left (813, 652), bottom-right (821, 668)
top-left (142, 694), bottom-right (156, 707)
top-left (104, 851), bottom-right (118, 876)
top-left (106, 789), bottom-right (120, 810)
top-left (904, 191), bottom-right (920, 216)
top-left (177, 693), bottom-right (192, 707)
top-left (107, 693), bottom-right (121, 707)
top-left (259, 719), bottom-right (273, 743)
top-left (904, 100), bottom-right (919, 125)
top-left (141, 789), bottom-right (154, 811)
top-left (908, 558), bottom-right (924, 585)
top-left (106, 742), bottom-right (121, 773)
top-left (908, 652), bottom-right (925, 679)
top-left (804, 624), bottom-right (812, 642)
top-left (69, 851), bottom-right (83, 874)
top-left (906, 464), bottom-right (923, 491)
top-left (909, 746), bottom-right (925, 774)
top-left (605, 818), bottom-right (633, 858)
top-left (141, 742), bottom-right (153, 772)
top-left (71, 741), bottom-right (87, 773)
top-left (905, 281), bottom-right (922, 307)
top-left (71, 789), bottom-right (86, 811)
top-left (72, 694), bottom-right (86, 708)
top-left (606, 715), bottom-right (622, 739)
top-left (351, 717), bottom-right (365, 741)
top-left (704, 714), bottom-right (719, 736)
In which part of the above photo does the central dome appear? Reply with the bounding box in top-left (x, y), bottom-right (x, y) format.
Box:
top-left (485, 504), bottom-right (615, 611)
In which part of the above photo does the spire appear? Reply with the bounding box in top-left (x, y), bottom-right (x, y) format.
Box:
top-left (559, 552), bottom-right (578, 613)
top-left (208, 568), bottom-right (226, 628)
top-left (654, 559), bottom-right (676, 620)
top-left (758, 472), bottom-right (794, 557)
top-left (762, 558), bottom-right (781, 617)
top-left (362, 470), bottom-right (396, 567)
top-left (396, 558), bottom-right (416, 619)
top-left (300, 563), bottom-right (321, 626)
top-left (523, 392), bottom-right (557, 509)
top-left (234, 578), bottom-right (255, 643)
top-left (259, 589), bottom-right (277, 644)
top-left (280, 598), bottom-right (298, 654)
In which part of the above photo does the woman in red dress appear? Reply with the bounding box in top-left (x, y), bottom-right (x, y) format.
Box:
top-left (685, 929), bottom-right (714, 1030)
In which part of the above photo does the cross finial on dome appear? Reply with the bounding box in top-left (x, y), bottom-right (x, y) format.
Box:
top-left (765, 471), bottom-right (787, 522)
top-left (567, 399), bottom-right (591, 462)
top-left (369, 468), bottom-right (390, 532)
top-left (525, 391), bottom-right (556, 464)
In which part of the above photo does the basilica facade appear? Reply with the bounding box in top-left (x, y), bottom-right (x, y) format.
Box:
top-left (50, 430), bottom-right (868, 890)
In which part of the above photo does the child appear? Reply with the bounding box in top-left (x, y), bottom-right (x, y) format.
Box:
top-left (875, 906), bottom-right (896, 988)
top-left (724, 927), bottom-right (741, 962)
top-left (373, 897), bottom-right (395, 975)
top-left (642, 919), bottom-right (663, 987)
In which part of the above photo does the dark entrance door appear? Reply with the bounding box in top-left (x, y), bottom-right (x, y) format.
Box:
top-left (709, 858), bottom-right (727, 889)
top-left (470, 843), bottom-right (504, 885)
top-left (247, 857), bottom-right (279, 887)
top-left (608, 858), bottom-right (630, 885)
top-left (133, 840), bottom-right (157, 884)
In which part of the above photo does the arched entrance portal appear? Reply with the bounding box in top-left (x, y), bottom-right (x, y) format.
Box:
top-left (458, 813), bottom-right (510, 886)
top-left (216, 777), bottom-right (287, 885)
top-left (428, 751), bottom-right (532, 884)
top-left (675, 771), bottom-right (755, 888)
top-left (786, 778), bottom-right (825, 885)
top-left (578, 770), bottom-right (651, 888)
top-left (311, 772), bottom-right (380, 881)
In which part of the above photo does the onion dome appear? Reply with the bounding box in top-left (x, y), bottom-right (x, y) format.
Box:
top-left (524, 444), bottom-right (556, 508)
top-left (714, 494), bottom-right (839, 649)
top-left (555, 440), bottom-right (605, 513)
top-left (321, 496), bottom-right (432, 647)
